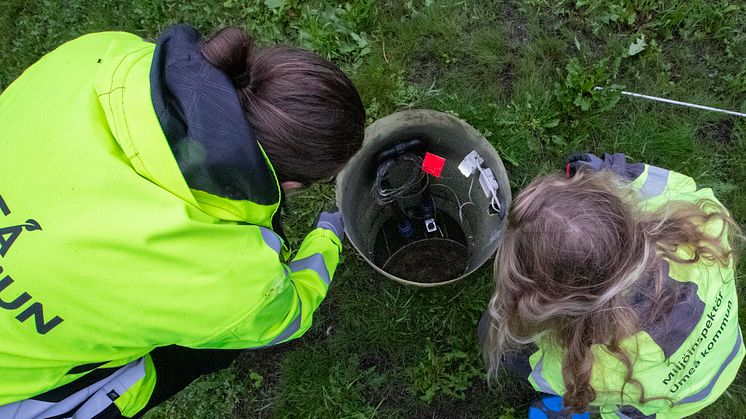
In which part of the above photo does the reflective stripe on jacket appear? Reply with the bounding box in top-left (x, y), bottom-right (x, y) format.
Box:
top-left (0, 28), bottom-right (341, 417)
top-left (527, 164), bottom-right (744, 418)
top-left (0, 357), bottom-right (154, 418)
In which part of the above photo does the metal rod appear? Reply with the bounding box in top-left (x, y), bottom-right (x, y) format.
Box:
top-left (594, 87), bottom-right (746, 118)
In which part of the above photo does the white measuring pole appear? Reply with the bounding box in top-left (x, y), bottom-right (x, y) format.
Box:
top-left (594, 87), bottom-right (746, 118)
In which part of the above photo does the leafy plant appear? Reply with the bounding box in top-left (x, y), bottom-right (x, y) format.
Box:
top-left (146, 369), bottom-right (247, 419)
top-left (249, 371), bottom-right (264, 389)
top-left (401, 0), bottom-right (435, 20)
top-left (501, 93), bottom-right (560, 135)
top-left (627, 34), bottom-right (647, 56)
top-left (499, 407), bottom-right (518, 419)
top-left (554, 57), bottom-right (622, 115)
top-left (499, 92), bottom-right (562, 155)
top-left (365, 96), bottom-right (382, 125)
top-left (575, 0), bottom-right (638, 35)
top-left (393, 75), bottom-right (440, 109)
top-left (293, 1), bottom-right (375, 69)
top-left (407, 339), bottom-right (482, 403)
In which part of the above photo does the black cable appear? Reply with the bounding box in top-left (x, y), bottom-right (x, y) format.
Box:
top-left (372, 154), bottom-right (428, 205)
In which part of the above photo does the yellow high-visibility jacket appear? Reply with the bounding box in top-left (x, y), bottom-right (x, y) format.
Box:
top-left (0, 26), bottom-right (341, 417)
top-left (528, 164), bottom-right (744, 418)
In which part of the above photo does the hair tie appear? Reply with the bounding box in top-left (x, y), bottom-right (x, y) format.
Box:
top-left (232, 71), bottom-right (252, 89)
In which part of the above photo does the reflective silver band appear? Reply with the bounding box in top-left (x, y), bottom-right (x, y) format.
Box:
top-left (0, 357), bottom-right (146, 419)
top-left (676, 329), bottom-right (743, 405)
top-left (530, 355), bottom-right (559, 395)
top-left (289, 253), bottom-right (330, 286)
top-left (641, 166), bottom-right (670, 198)
top-left (268, 296), bottom-right (302, 346)
top-left (260, 227), bottom-right (282, 254)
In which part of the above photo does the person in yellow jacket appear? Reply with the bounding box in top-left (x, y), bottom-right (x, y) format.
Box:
top-left (480, 153), bottom-right (743, 418)
top-left (0, 24), bottom-right (364, 418)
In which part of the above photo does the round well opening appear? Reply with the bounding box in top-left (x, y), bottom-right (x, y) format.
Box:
top-left (337, 110), bottom-right (511, 286)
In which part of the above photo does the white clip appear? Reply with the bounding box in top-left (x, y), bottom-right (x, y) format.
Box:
top-left (458, 150), bottom-right (501, 216)
top-left (458, 151), bottom-right (483, 177)
top-left (425, 218), bottom-right (438, 233)
top-left (478, 167), bottom-right (499, 198)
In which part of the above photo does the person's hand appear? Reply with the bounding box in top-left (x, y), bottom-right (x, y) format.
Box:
top-left (316, 206), bottom-right (344, 240)
top-left (567, 152), bottom-right (603, 176)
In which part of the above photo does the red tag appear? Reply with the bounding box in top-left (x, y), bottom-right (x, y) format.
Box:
top-left (422, 152), bottom-right (446, 178)
top-left (566, 162), bottom-right (571, 178)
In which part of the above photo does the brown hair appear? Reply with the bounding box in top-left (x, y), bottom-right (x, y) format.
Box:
top-left (484, 170), bottom-right (741, 413)
top-left (201, 27), bottom-right (365, 183)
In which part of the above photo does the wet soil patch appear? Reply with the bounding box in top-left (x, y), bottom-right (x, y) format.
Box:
top-left (383, 238), bottom-right (468, 283)
top-left (501, 1), bottom-right (529, 51)
top-left (499, 61), bottom-right (516, 98)
top-left (408, 35), bottom-right (446, 84)
top-left (696, 118), bottom-right (734, 145)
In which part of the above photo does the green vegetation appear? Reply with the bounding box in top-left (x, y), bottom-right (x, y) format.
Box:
top-left (1, 0), bottom-right (744, 417)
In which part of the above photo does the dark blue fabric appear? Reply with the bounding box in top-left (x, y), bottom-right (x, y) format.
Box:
top-left (618, 405), bottom-right (657, 418)
top-left (631, 261), bottom-right (705, 359)
top-left (599, 153), bottom-right (645, 180)
top-left (149, 24), bottom-right (279, 205)
top-left (543, 396), bottom-right (564, 411)
top-left (568, 152), bottom-right (645, 180)
top-left (529, 394), bottom-right (591, 419)
top-left (528, 407), bottom-right (549, 419)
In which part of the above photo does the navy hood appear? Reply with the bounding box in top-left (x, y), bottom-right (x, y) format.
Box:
top-left (149, 24), bottom-right (279, 205)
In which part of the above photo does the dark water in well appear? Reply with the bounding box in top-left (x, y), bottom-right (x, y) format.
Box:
top-left (373, 209), bottom-right (469, 283)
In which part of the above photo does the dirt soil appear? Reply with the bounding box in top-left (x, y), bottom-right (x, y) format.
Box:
top-left (696, 118), bottom-right (735, 144)
top-left (383, 238), bottom-right (469, 283)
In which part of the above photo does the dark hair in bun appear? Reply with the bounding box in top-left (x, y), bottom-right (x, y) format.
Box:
top-left (201, 26), bottom-right (365, 184)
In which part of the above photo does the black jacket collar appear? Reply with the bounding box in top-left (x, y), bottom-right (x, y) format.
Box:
top-left (149, 24), bottom-right (279, 206)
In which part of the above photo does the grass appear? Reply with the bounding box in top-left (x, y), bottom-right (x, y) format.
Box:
top-left (1, 0), bottom-right (745, 417)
